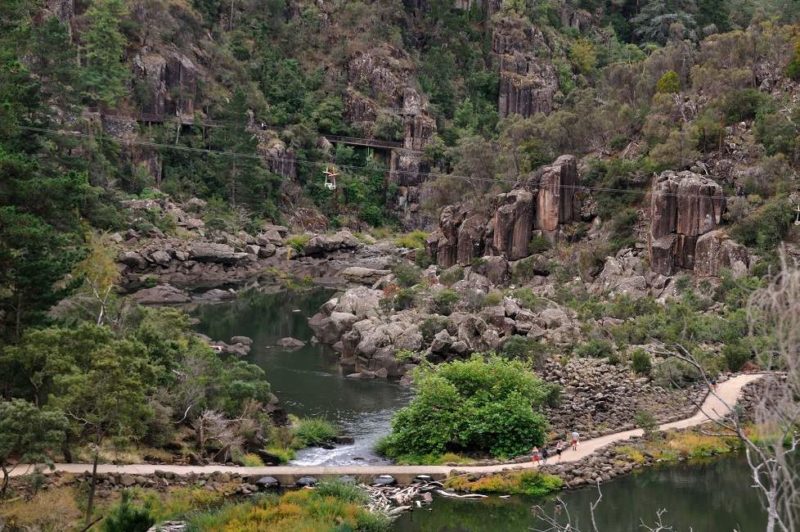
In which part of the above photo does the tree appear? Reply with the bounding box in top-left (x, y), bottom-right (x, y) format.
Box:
top-left (0, 399), bottom-right (67, 497)
top-left (632, 0), bottom-right (698, 44)
top-left (381, 356), bottom-right (550, 459)
top-left (82, 0), bottom-right (129, 107)
top-left (209, 90), bottom-right (280, 218)
top-left (0, 207), bottom-right (82, 341)
top-left (28, 17), bottom-right (81, 111)
top-left (71, 232), bottom-right (120, 325)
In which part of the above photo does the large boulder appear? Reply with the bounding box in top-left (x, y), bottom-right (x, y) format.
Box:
top-left (341, 267), bottom-right (390, 285)
top-left (131, 284), bottom-right (190, 305)
top-left (303, 231), bottom-right (360, 256)
top-left (694, 230), bottom-right (749, 278)
top-left (649, 171), bottom-right (726, 276)
top-left (334, 287), bottom-right (383, 319)
top-left (189, 243), bottom-right (248, 264)
top-left (536, 155), bottom-right (579, 237)
top-left (492, 189), bottom-right (533, 260)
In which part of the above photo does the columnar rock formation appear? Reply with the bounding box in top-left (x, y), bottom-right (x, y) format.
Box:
top-left (493, 16), bottom-right (559, 118)
top-left (426, 155), bottom-right (579, 267)
top-left (649, 171), bottom-right (728, 276)
top-left (132, 52), bottom-right (199, 118)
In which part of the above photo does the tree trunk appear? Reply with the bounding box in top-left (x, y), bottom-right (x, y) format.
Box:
top-left (85, 451), bottom-right (99, 527)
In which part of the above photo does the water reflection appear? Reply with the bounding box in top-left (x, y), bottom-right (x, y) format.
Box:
top-left (393, 456), bottom-right (767, 531)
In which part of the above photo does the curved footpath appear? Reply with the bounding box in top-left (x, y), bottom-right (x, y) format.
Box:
top-left (10, 373), bottom-right (764, 484)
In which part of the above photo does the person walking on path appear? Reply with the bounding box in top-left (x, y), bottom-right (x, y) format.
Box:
top-left (571, 430), bottom-right (579, 451)
top-left (541, 446), bottom-right (549, 465)
top-left (531, 446), bottom-right (541, 464)
top-left (555, 441), bottom-right (565, 461)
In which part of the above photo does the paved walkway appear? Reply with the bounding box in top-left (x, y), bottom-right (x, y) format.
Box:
top-left (9, 373), bottom-right (763, 479)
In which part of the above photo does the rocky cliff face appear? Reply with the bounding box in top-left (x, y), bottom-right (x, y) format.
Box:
top-left (132, 51), bottom-right (199, 118)
top-left (493, 16), bottom-right (559, 118)
top-left (426, 155), bottom-right (580, 267)
top-left (648, 171), bottom-right (733, 276)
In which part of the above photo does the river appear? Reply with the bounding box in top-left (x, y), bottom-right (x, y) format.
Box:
top-left (394, 456), bottom-right (766, 531)
top-left (194, 288), bottom-right (768, 530)
top-left (193, 287), bottom-right (411, 465)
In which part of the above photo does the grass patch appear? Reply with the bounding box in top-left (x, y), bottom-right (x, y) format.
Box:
top-left (395, 230), bottom-right (428, 249)
top-left (285, 234), bottom-right (311, 252)
top-left (294, 417), bottom-right (338, 447)
top-left (444, 470), bottom-right (563, 497)
top-left (265, 446), bottom-right (296, 464)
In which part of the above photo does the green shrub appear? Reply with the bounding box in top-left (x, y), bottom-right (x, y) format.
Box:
top-left (528, 235), bottom-right (551, 255)
top-left (723, 343), bottom-right (751, 372)
top-left (393, 287), bottom-right (418, 311)
top-left (392, 262), bottom-right (422, 288)
top-left (432, 288), bottom-right (460, 315)
top-left (315, 479), bottom-right (369, 504)
top-left (285, 234), bottom-right (310, 252)
top-left (294, 418), bottom-right (337, 447)
top-left (631, 349), bottom-right (653, 376)
top-left (420, 316), bottom-right (450, 342)
top-left (445, 470), bottom-right (563, 497)
top-left (731, 197), bottom-right (795, 253)
top-left (512, 287), bottom-right (546, 311)
top-left (395, 230), bottom-right (428, 249)
top-left (656, 70), bottom-right (680, 94)
top-left (381, 356), bottom-right (550, 459)
top-left (634, 410), bottom-right (658, 440)
top-left (720, 89), bottom-right (768, 124)
top-left (786, 40), bottom-right (800, 80)
top-left (264, 446), bottom-right (295, 463)
top-left (501, 336), bottom-right (548, 369)
top-left (439, 265), bottom-right (464, 286)
top-left (653, 358), bottom-right (702, 388)
top-left (575, 339), bottom-right (614, 359)
top-left (103, 492), bottom-right (154, 532)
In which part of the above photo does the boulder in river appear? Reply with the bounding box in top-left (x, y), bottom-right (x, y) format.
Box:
top-left (131, 284), bottom-right (191, 304)
top-left (276, 337), bottom-right (306, 349)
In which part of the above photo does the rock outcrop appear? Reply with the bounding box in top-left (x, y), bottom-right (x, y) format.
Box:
top-left (649, 171), bottom-right (734, 276)
top-left (132, 52), bottom-right (198, 118)
top-left (694, 229), bottom-right (750, 277)
top-left (426, 155), bottom-right (580, 267)
top-left (493, 16), bottom-right (559, 118)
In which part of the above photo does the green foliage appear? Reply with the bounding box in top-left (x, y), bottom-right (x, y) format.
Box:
top-left (501, 336), bottom-right (548, 368)
top-left (723, 342), bottom-right (751, 372)
top-left (445, 470), bottom-right (563, 497)
top-left (82, 0), bottom-right (129, 106)
top-left (786, 39), bottom-right (800, 81)
top-left (631, 348), bottom-right (653, 375)
top-left (634, 410), bottom-right (658, 440)
top-left (575, 338), bottom-right (614, 359)
top-left (420, 316), bottom-right (450, 342)
top-left (392, 262), bottom-right (422, 288)
top-left (528, 235), bottom-right (551, 255)
top-left (381, 356), bottom-right (550, 460)
top-left (0, 399), bottom-right (67, 494)
top-left (315, 479), bottom-right (369, 505)
top-left (720, 89), bottom-right (768, 124)
top-left (569, 39), bottom-right (597, 74)
top-left (103, 491), bottom-right (154, 532)
top-left (432, 288), bottom-right (460, 316)
top-left (754, 106), bottom-right (800, 160)
top-left (656, 71), bottom-right (681, 94)
top-left (285, 234), bottom-right (310, 252)
top-left (512, 288), bottom-right (546, 312)
top-left (653, 357), bottom-right (702, 388)
top-left (439, 266), bottom-right (464, 286)
top-left (293, 418), bottom-right (337, 447)
top-left (395, 230), bottom-right (428, 249)
top-left (731, 196), bottom-right (795, 252)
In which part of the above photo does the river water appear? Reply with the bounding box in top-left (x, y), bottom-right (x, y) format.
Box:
top-left (193, 287), bottom-right (411, 465)
top-left (393, 456), bottom-right (766, 531)
top-left (194, 288), bottom-right (768, 530)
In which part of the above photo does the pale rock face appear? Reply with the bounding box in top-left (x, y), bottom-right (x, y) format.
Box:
top-left (649, 171), bottom-right (728, 276)
top-left (694, 230), bottom-right (750, 278)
